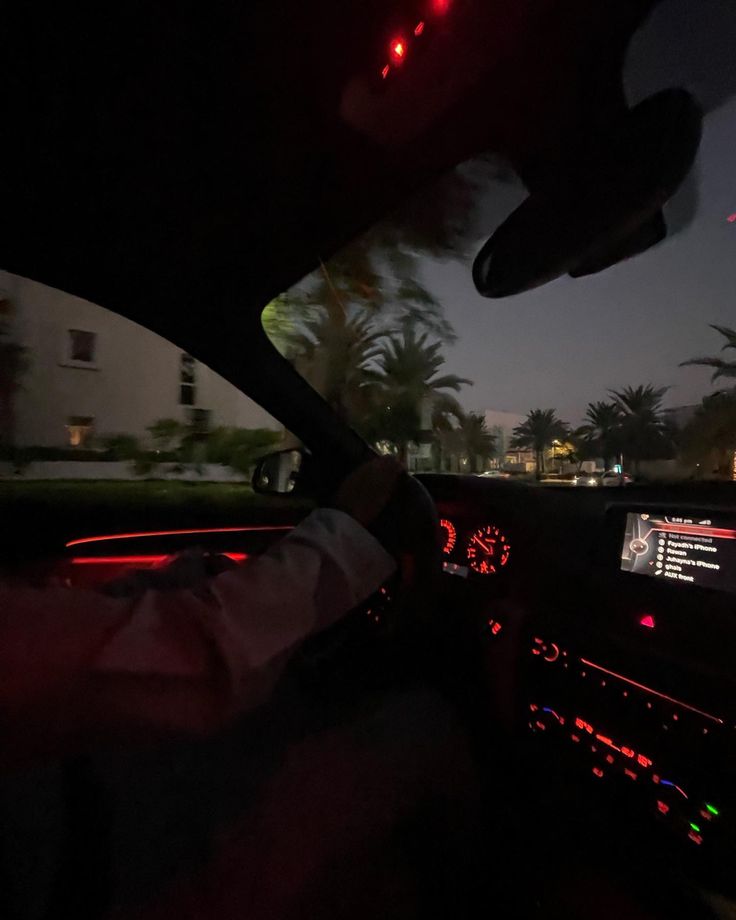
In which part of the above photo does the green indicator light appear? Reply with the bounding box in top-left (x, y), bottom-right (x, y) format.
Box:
top-left (690, 823), bottom-right (701, 833)
top-left (705, 804), bottom-right (719, 816)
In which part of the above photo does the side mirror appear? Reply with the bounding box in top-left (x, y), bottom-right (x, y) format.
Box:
top-left (252, 449), bottom-right (304, 495)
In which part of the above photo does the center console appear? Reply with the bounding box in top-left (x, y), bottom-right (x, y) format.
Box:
top-left (524, 505), bottom-right (736, 888)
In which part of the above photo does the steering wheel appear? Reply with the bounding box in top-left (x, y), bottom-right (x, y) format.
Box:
top-left (293, 466), bottom-right (443, 693)
top-left (371, 471), bottom-right (443, 630)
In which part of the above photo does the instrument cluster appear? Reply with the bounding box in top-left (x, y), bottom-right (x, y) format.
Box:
top-left (440, 517), bottom-right (511, 577)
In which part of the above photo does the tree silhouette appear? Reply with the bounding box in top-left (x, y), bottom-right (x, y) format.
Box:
top-left (680, 391), bottom-right (736, 478)
top-left (457, 412), bottom-right (496, 474)
top-left (609, 384), bottom-right (673, 472)
top-left (511, 409), bottom-right (568, 479)
top-left (372, 324), bottom-right (470, 464)
top-left (680, 325), bottom-right (736, 384)
top-left (284, 307), bottom-right (386, 422)
top-left (577, 400), bottom-right (624, 470)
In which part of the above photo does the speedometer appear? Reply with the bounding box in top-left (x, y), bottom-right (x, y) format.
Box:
top-left (440, 518), bottom-right (457, 555)
top-left (465, 524), bottom-right (511, 575)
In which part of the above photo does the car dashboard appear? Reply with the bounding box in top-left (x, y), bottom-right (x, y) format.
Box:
top-left (420, 474), bottom-right (736, 903)
top-left (5, 475), bottom-right (736, 912)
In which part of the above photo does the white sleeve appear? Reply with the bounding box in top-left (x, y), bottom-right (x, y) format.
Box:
top-left (0, 509), bottom-right (396, 758)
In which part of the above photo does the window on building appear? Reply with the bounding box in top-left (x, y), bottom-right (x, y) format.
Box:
top-left (187, 408), bottom-right (211, 436)
top-left (179, 353), bottom-right (196, 406)
top-left (66, 416), bottom-right (94, 448)
top-left (68, 329), bottom-right (96, 364)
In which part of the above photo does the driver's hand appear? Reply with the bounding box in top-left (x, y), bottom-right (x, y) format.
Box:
top-left (102, 550), bottom-right (238, 597)
top-left (332, 456), bottom-right (405, 528)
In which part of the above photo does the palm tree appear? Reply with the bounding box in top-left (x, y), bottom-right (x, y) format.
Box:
top-left (680, 325), bottom-right (736, 384)
top-left (609, 384), bottom-right (672, 473)
top-left (373, 323), bottom-right (471, 465)
top-left (268, 156), bottom-right (511, 348)
top-left (680, 391), bottom-right (736, 478)
top-left (285, 308), bottom-right (386, 424)
top-left (457, 412), bottom-right (496, 473)
top-left (511, 409), bottom-right (568, 479)
top-left (577, 401), bottom-right (623, 470)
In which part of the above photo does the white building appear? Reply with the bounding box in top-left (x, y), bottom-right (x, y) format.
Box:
top-left (0, 271), bottom-right (278, 448)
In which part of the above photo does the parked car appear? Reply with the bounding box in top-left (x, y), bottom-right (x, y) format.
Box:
top-left (573, 474), bottom-right (600, 487)
top-left (601, 470), bottom-right (634, 486)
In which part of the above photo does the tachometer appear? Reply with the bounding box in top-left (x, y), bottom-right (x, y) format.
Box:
top-left (439, 518), bottom-right (457, 555)
top-left (465, 524), bottom-right (511, 575)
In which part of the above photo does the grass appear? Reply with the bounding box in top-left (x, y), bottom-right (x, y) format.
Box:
top-left (0, 479), bottom-right (263, 511)
top-left (0, 480), bottom-right (313, 560)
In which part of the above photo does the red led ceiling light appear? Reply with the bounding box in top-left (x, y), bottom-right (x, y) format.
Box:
top-left (414, 21), bottom-right (425, 36)
top-left (639, 614), bottom-right (656, 629)
top-left (430, 0), bottom-right (451, 13)
top-left (390, 38), bottom-right (407, 63)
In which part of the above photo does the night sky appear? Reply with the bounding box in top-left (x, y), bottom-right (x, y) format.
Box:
top-left (422, 0), bottom-right (736, 425)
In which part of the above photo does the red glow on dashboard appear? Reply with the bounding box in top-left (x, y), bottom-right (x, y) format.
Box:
top-left (579, 658), bottom-right (724, 724)
top-left (414, 21), bottom-right (425, 36)
top-left (439, 518), bottom-right (457, 554)
top-left (595, 733), bottom-right (620, 752)
top-left (639, 614), bottom-right (656, 629)
top-left (727, 213), bottom-right (736, 223)
top-left (66, 525), bottom-right (292, 548)
top-left (73, 555), bottom-right (168, 567)
top-left (71, 553), bottom-right (248, 566)
top-left (465, 524), bottom-right (510, 575)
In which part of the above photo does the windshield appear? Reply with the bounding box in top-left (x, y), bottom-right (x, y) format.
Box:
top-left (263, 4), bottom-right (736, 486)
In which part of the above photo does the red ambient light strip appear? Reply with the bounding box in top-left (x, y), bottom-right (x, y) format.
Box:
top-left (579, 658), bottom-right (724, 724)
top-left (71, 553), bottom-right (248, 566)
top-left (66, 526), bottom-right (292, 548)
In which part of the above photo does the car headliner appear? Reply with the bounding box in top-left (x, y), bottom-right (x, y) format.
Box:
top-left (1, 0), bottom-right (665, 462)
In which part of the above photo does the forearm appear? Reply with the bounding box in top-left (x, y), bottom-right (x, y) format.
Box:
top-left (0, 510), bottom-right (395, 763)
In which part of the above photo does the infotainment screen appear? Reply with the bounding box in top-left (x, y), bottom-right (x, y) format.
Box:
top-left (621, 512), bottom-right (736, 592)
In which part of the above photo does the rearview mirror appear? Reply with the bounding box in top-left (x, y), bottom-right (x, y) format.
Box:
top-left (252, 449), bottom-right (304, 495)
top-left (473, 89), bottom-right (702, 297)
